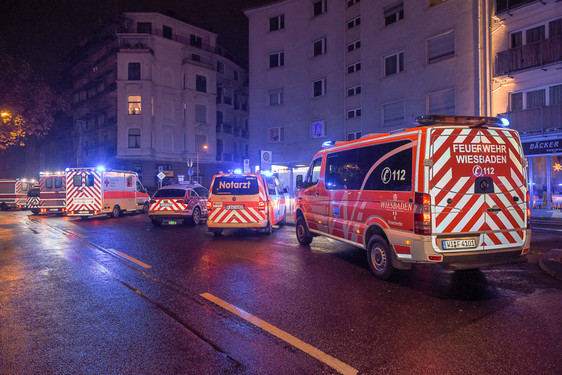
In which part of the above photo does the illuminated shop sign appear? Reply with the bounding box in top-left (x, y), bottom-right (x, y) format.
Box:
top-left (523, 138), bottom-right (562, 155)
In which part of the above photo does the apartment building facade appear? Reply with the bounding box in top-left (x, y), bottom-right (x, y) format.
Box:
top-left (70, 12), bottom-right (249, 189)
top-left (491, 0), bottom-right (562, 213)
top-left (245, 0), bottom-right (493, 192)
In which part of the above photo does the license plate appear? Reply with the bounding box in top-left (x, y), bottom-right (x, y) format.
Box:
top-left (160, 201), bottom-right (172, 208)
top-left (226, 204), bottom-right (243, 210)
top-left (49, 209), bottom-right (58, 212)
top-left (79, 210), bottom-right (90, 214)
top-left (168, 221), bottom-right (177, 225)
top-left (442, 239), bottom-right (477, 249)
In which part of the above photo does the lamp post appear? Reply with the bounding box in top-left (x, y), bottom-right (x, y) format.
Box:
top-left (196, 144), bottom-right (208, 183)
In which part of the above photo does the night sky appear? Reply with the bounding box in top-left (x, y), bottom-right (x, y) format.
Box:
top-left (1, 0), bottom-right (273, 85)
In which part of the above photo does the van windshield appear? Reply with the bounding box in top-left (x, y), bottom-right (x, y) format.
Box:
top-left (212, 176), bottom-right (259, 195)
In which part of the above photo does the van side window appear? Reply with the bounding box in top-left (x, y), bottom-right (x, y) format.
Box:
top-left (325, 140), bottom-right (413, 191)
top-left (306, 157), bottom-right (322, 185)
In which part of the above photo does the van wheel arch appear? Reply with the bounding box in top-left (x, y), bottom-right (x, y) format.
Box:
top-left (364, 225), bottom-right (410, 273)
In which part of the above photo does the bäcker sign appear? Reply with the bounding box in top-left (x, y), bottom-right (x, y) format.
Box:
top-left (523, 138), bottom-right (562, 155)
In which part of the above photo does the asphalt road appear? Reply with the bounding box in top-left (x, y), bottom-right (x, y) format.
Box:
top-left (1, 211), bottom-right (561, 374)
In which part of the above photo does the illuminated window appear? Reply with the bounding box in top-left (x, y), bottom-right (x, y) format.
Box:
top-left (384, 51), bottom-right (404, 76)
top-left (128, 128), bottom-right (141, 148)
top-left (128, 96), bottom-right (141, 115)
top-left (269, 127), bottom-right (285, 142)
top-left (427, 31), bottom-right (455, 64)
top-left (311, 120), bottom-right (327, 138)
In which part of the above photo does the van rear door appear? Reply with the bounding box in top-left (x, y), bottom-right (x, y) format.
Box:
top-left (209, 175), bottom-right (266, 224)
top-left (429, 127), bottom-right (527, 251)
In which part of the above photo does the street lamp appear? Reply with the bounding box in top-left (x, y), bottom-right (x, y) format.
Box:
top-left (197, 144), bottom-right (208, 183)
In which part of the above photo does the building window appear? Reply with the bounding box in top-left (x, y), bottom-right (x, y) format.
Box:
top-left (347, 17), bottom-right (361, 29)
top-left (383, 100), bottom-right (405, 128)
top-left (128, 128), bottom-right (141, 148)
top-left (163, 25), bottom-right (172, 40)
top-left (190, 34), bottom-right (203, 48)
top-left (347, 40), bottom-right (361, 52)
top-left (128, 62), bottom-right (141, 80)
top-left (384, 3), bottom-right (404, 26)
top-left (217, 61), bottom-right (224, 74)
top-left (313, 37), bottom-right (327, 56)
top-left (196, 75), bottom-right (207, 92)
top-left (269, 14), bottom-right (285, 31)
top-left (137, 22), bottom-right (152, 34)
top-left (192, 54), bottom-right (201, 62)
top-left (312, 78), bottom-right (327, 97)
top-left (428, 89), bottom-right (455, 115)
top-left (269, 51), bottom-right (285, 68)
top-left (384, 51), bottom-right (404, 76)
top-left (347, 108), bottom-right (362, 119)
top-left (128, 96), bottom-right (141, 115)
top-left (313, 0), bottom-right (327, 16)
top-left (510, 18), bottom-right (561, 48)
top-left (347, 0), bottom-right (360, 7)
top-left (268, 89), bottom-right (284, 105)
top-left (510, 84), bottom-right (562, 111)
top-left (427, 31), bottom-right (455, 64)
top-left (269, 127), bottom-right (285, 142)
top-left (347, 131), bottom-right (362, 141)
top-left (347, 62), bottom-right (361, 74)
top-left (311, 120), bottom-right (327, 138)
top-left (347, 85), bottom-right (361, 97)
top-left (195, 104), bottom-right (207, 123)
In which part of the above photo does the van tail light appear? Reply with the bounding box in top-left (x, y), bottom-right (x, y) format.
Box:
top-left (414, 192), bottom-right (432, 236)
top-left (207, 201), bottom-right (212, 211)
top-left (258, 201), bottom-right (266, 210)
top-left (526, 192), bottom-right (531, 226)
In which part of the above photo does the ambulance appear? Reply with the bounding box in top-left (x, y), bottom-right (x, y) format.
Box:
top-left (38, 171), bottom-right (66, 214)
top-left (294, 115), bottom-right (530, 280)
top-left (65, 167), bottom-right (150, 218)
top-left (27, 183), bottom-right (40, 214)
top-left (207, 172), bottom-right (287, 235)
top-left (0, 179), bottom-right (35, 210)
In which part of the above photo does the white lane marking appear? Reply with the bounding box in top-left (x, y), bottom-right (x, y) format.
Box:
top-left (201, 293), bottom-right (358, 375)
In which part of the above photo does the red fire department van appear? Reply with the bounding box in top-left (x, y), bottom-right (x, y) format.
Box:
top-left (294, 115), bottom-right (530, 280)
top-left (0, 179), bottom-right (35, 210)
top-left (207, 172), bottom-right (287, 235)
top-left (38, 171), bottom-right (66, 214)
top-left (65, 167), bottom-right (150, 218)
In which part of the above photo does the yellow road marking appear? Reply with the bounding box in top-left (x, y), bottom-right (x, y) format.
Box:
top-left (200, 293), bottom-right (358, 375)
top-left (111, 249), bottom-right (152, 269)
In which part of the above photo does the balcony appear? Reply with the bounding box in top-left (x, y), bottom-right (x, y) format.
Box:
top-left (498, 104), bottom-right (562, 133)
top-left (495, 36), bottom-right (562, 77)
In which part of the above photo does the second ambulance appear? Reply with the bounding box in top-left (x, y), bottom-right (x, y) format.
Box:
top-left (295, 115), bottom-right (530, 280)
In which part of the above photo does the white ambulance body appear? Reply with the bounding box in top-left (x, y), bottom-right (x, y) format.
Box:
top-left (65, 167), bottom-right (150, 218)
top-left (0, 179), bottom-right (35, 210)
top-left (38, 171), bottom-right (66, 214)
top-left (294, 115), bottom-right (531, 280)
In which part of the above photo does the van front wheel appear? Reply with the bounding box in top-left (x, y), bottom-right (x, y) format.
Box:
top-left (367, 235), bottom-right (394, 280)
top-left (296, 216), bottom-right (313, 246)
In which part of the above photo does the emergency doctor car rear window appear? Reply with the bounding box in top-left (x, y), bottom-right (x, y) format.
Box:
top-left (153, 189), bottom-right (186, 198)
top-left (212, 176), bottom-right (260, 195)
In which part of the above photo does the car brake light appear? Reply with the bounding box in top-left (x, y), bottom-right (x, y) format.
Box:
top-left (258, 201), bottom-right (266, 210)
top-left (414, 192), bottom-right (432, 235)
top-left (207, 201), bottom-right (212, 211)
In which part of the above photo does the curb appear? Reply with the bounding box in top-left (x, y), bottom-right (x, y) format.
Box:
top-left (538, 249), bottom-right (562, 281)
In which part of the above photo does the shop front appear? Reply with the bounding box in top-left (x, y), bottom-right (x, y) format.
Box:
top-left (523, 136), bottom-right (562, 216)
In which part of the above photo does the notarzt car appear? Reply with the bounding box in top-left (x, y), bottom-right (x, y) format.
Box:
top-left (148, 183), bottom-right (209, 226)
top-left (295, 115), bottom-right (530, 280)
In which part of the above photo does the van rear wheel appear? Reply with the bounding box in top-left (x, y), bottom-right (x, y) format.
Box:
top-left (367, 235), bottom-right (394, 280)
top-left (296, 216), bottom-right (313, 246)
top-left (111, 205), bottom-right (121, 218)
top-left (192, 207), bottom-right (201, 225)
